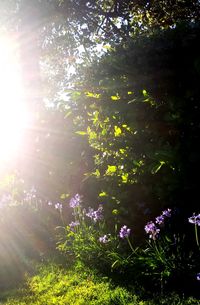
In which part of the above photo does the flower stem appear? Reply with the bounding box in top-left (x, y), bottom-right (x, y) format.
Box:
top-left (127, 237), bottom-right (135, 253)
top-left (195, 224), bottom-right (199, 247)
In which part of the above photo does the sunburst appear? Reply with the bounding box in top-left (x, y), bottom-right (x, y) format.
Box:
top-left (0, 35), bottom-right (29, 161)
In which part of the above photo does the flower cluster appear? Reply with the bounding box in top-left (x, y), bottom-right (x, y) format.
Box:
top-left (145, 221), bottom-right (160, 240)
top-left (69, 194), bottom-right (82, 208)
top-left (119, 225), bottom-right (131, 239)
top-left (69, 221), bottom-right (80, 231)
top-left (197, 273), bottom-right (200, 281)
top-left (155, 208), bottom-right (171, 225)
top-left (188, 214), bottom-right (200, 226)
top-left (145, 208), bottom-right (172, 240)
top-left (162, 209), bottom-right (171, 218)
top-left (99, 235), bottom-right (110, 243)
top-left (23, 186), bottom-right (37, 202)
top-left (86, 205), bottom-right (103, 222)
top-left (55, 202), bottom-right (62, 211)
top-left (155, 215), bottom-right (165, 225)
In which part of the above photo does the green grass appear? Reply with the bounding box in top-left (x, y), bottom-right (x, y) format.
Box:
top-left (0, 264), bottom-right (199, 305)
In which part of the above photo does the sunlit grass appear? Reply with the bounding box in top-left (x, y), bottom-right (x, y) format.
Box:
top-left (0, 264), bottom-right (199, 305)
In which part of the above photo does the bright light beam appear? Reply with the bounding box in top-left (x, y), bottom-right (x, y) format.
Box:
top-left (0, 35), bottom-right (29, 161)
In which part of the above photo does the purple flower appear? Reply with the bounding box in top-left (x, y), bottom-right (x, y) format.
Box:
top-left (86, 207), bottom-right (94, 219)
top-left (119, 225), bottom-right (131, 239)
top-left (69, 221), bottom-right (80, 231)
top-left (155, 215), bottom-right (165, 225)
top-left (154, 208), bottom-right (172, 226)
top-left (188, 214), bottom-right (200, 226)
top-left (93, 205), bottom-right (103, 222)
top-left (55, 202), bottom-right (62, 211)
top-left (69, 194), bottom-right (82, 208)
top-left (197, 273), bottom-right (200, 281)
top-left (144, 221), bottom-right (160, 240)
top-left (86, 205), bottom-right (103, 222)
top-left (99, 235), bottom-right (110, 243)
top-left (162, 208), bottom-right (171, 218)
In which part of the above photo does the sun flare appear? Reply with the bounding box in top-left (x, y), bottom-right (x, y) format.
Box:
top-left (0, 35), bottom-right (29, 161)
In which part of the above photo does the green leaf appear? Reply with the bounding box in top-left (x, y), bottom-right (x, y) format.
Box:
top-left (64, 111), bottom-right (72, 118)
top-left (93, 169), bottom-right (100, 177)
top-left (151, 161), bottom-right (165, 174)
top-left (75, 131), bottom-right (87, 135)
top-left (101, 128), bottom-right (107, 136)
top-left (111, 94), bottom-right (120, 101)
top-left (111, 260), bottom-right (120, 269)
top-left (60, 193), bottom-right (69, 199)
top-left (86, 92), bottom-right (100, 99)
top-left (114, 126), bottom-right (122, 137)
top-left (121, 173), bottom-right (128, 183)
top-left (142, 89), bottom-right (148, 96)
top-left (112, 209), bottom-right (119, 215)
top-left (98, 191), bottom-right (108, 197)
top-left (106, 165), bottom-right (117, 175)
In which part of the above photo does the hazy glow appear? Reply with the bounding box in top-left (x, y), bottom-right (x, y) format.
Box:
top-left (0, 35), bottom-right (28, 160)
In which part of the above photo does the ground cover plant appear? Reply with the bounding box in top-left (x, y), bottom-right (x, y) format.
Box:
top-left (0, 264), bottom-right (199, 305)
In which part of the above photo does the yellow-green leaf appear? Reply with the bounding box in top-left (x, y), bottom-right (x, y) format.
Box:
top-left (98, 191), bottom-right (108, 197)
top-left (106, 165), bottom-right (117, 175)
top-left (75, 131), bottom-right (87, 135)
top-left (151, 161), bottom-right (165, 174)
top-left (112, 209), bottom-right (120, 215)
top-left (121, 173), bottom-right (128, 183)
top-left (111, 94), bottom-right (120, 101)
top-left (60, 193), bottom-right (69, 199)
top-left (114, 126), bottom-right (122, 137)
top-left (142, 89), bottom-right (148, 96)
top-left (93, 169), bottom-right (100, 177)
top-left (86, 92), bottom-right (101, 99)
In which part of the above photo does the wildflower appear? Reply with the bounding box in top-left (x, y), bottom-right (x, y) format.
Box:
top-left (162, 208), bottom-right (171, 218)
top-left (55, 202), bottom-right (62, 211)
top-left (93, 205), bottom-right (103, 222)
top-left (86, 207), bottom-right (94, 219)
top-left (155, 215), bottom-right (165, 225)
top-left (119, 225), bottom-right (131, 239)
top-left (48, 201), bottom-right (53, 206)
top-left (86, 205), bottom-right (103, 222)
top-left (69, 221), bottom-right (80, 231)
top-left (69, 194), bottom-right (82, 208)
top-left (99, 235), bottom-right (109, 243)
top-left (197, 273), bottom-right (200, 281)
top-left (144, 221), bottom-right (160, 240)
top-left (188, 214), bottom-right (200, 226)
